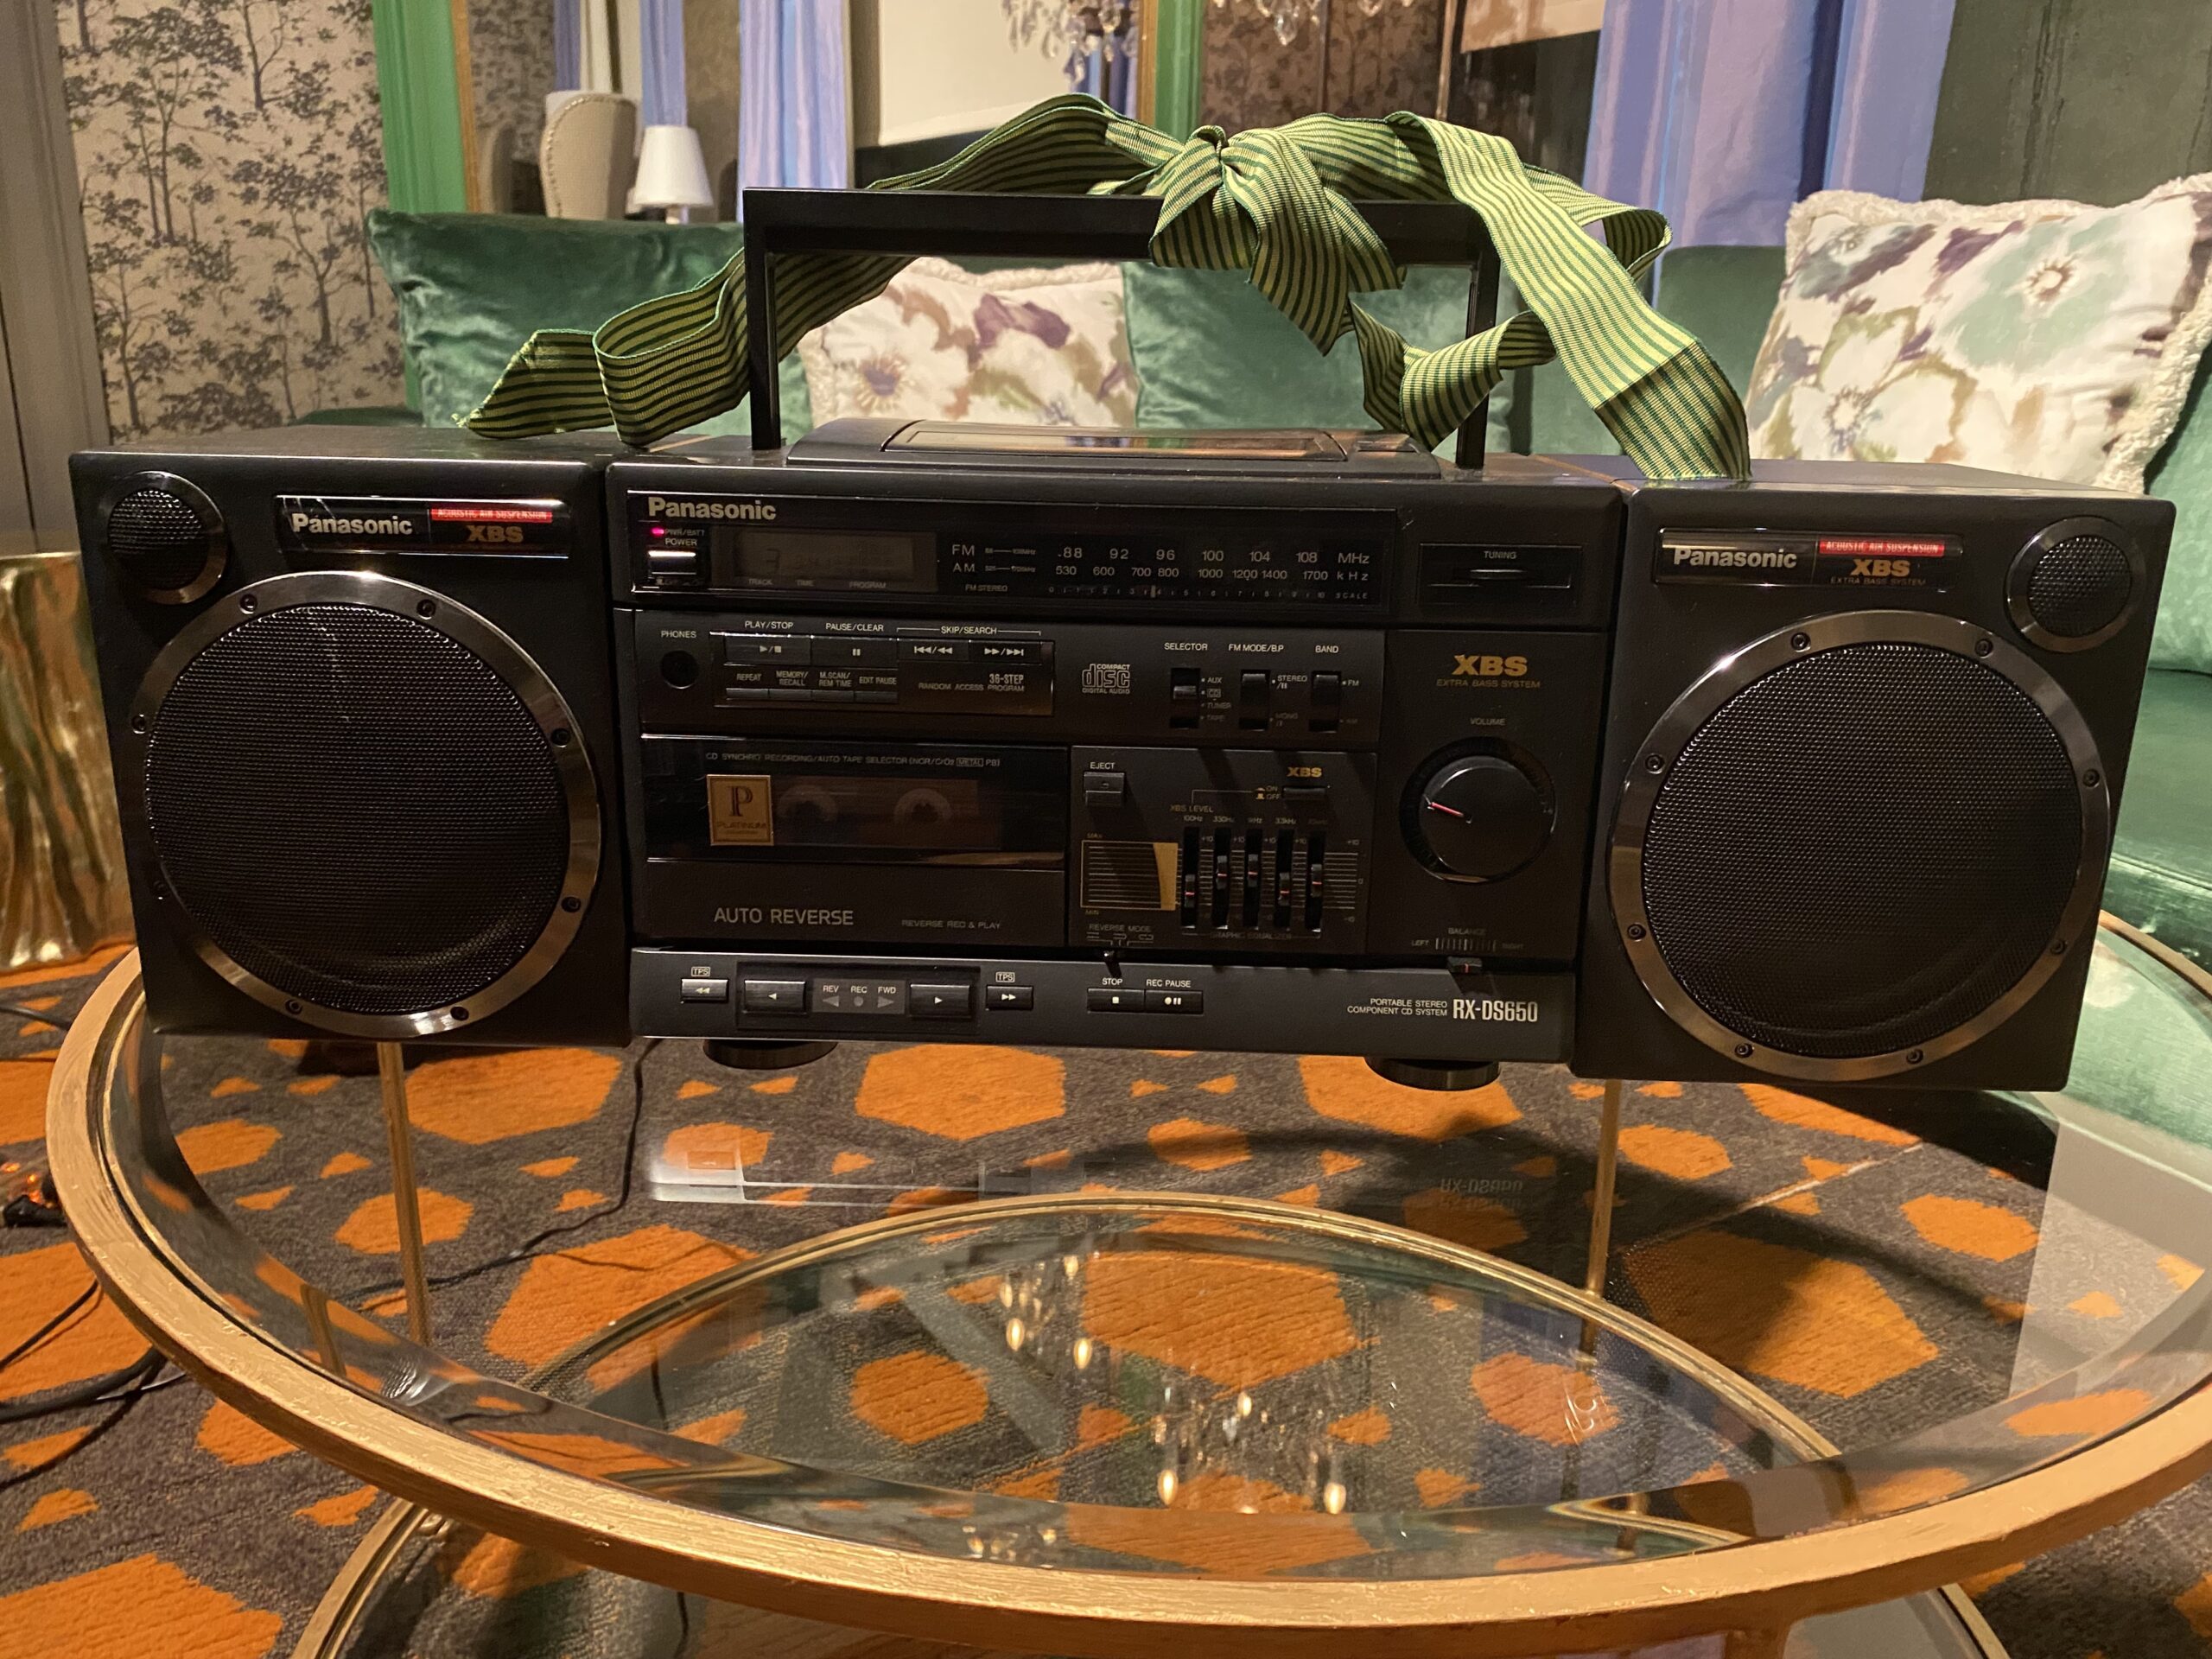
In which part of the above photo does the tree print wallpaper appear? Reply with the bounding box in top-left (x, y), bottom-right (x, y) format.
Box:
top-left (55, 0), bottom-right (405, 439)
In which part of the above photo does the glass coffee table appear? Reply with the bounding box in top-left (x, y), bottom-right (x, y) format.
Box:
top-left (46, 918), bottom-right (2212, 1658)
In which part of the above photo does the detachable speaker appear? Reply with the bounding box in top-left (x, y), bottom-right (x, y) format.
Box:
top-left (1575, 466), bottom-right (2171, 1090)
top-left (73, 428), bottom-right (630, 1046)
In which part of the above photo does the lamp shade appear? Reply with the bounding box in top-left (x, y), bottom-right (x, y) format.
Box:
top-left (632, 124), bottom-right (715, 212)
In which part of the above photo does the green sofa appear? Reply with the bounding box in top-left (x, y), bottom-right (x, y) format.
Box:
top-left (1494, 246), bottom-right (2212, 969)
top-left (355, 215), bottom-right (2210, 968)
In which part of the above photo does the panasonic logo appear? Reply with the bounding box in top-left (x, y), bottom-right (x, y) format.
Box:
top-left (1670, 547), bottom-right (1799, 569)
top-left (290, 512), bottom-right (416, 537)
top-left (645, 496), bottom-right (778, 521)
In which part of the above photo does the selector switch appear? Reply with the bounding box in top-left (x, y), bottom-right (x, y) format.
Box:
top-left (1169, 666), bottom-right (1202, 729)
top-left (1237, 669), bottom-right (1271, 729)
top-left (1308, 670), bottom-right (1342, 732)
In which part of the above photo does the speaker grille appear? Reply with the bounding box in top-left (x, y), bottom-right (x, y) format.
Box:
top-left (2026, 534), bottom-right (2133, 639)
top-left (144, 604), bottom-right (570, 1018)
top-left (107, 487), bottom-right (216, 592)
top-left (1639, 644), bottom-right (2082, 1060)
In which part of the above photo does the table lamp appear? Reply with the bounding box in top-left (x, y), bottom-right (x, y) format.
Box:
top-left (632, 124), bottom-right (714, 223)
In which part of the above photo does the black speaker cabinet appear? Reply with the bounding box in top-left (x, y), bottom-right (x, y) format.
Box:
top-left (1575, 460), bottom-right (2171, 1090)
top-left (73, 428), bottom-right (631, 1046)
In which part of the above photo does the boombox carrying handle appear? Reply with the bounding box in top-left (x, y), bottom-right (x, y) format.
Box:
top-left (741, 188), bottom-right (1500, 469)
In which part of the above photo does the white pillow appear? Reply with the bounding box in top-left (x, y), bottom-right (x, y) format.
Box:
top-left (1745, 175), bottom-right (2212, 491)
top-left (798, 257), bottom-right (1139, 428)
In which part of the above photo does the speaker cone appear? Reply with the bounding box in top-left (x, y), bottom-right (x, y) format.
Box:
top-left (2008, 516), bottom-right (2144, 652)
top-left (129, 572), bottom-right (600, 1037)
top-left (1609, 612), bottom-right (2108, 1080)
top-left (99, 472), bottom-right (227, 604)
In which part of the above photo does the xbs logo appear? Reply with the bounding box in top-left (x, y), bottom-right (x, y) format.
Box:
top-left (1452, 653), bottom-right (1529, 677)
top-left (1850, 557), bottom-right (1915, 578)
top-left (464, 523), bottom-right (524, 543)
top-left (1081, 662), bottom-right (1133, 695)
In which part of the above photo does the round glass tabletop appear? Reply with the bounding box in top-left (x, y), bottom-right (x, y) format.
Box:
top-left (44, 918), bottom-right (2212, 1658)
top-left (308, 1196), bottom-right (2003, 1658)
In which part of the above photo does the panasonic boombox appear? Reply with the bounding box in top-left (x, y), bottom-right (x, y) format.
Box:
top-left (71, 414), bottom-right (2170, 1090)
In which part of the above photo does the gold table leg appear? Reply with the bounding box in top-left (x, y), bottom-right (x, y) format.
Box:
top-left (1584, 1077), bottom-right (1624, 1300)
top-left (377, 1042), bottom-right (433, 1345)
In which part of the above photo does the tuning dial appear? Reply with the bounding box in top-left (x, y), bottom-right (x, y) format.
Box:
top-left (1410, 753), bottom-right (1551, 880)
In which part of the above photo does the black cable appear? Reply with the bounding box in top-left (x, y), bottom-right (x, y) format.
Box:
top-left (0, 1281), bottom-right (168, 1427)
top-left (0, 1283), bottom-right (99, 1372)
top-left (1, 998), bottom-right (73, 1226)
top-left (0, 1001), bottom-right (73, 1033)
top-left (0, 1361), bottom-right (176, 1492)
top-left (345, 1039), bottom-right (660, 1305)
top-left (0, 1349), bottom-right (165, 1425)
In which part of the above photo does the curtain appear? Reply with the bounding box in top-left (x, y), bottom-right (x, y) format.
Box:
top-left (739, 0), bottom-right (850, 196)
top-left (639, 0), bottom-right (688, 124)
top-left (553, 0), bottom-right (582, 92)
top-left (1074, 46), bottom-right (1136, 117)
top-left (1583, 0), bottom-right (1956, 248)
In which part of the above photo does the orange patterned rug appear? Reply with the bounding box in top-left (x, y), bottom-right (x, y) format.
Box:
top-left (1, 947), bottom-right (2208, 1657)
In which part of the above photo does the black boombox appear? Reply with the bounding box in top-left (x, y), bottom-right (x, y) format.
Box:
top-left (71, 413), bottom-right (2170, 1090)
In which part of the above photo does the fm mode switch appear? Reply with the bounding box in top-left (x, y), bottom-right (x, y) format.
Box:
top-left (1237, 670), bottom-right (1271, 729)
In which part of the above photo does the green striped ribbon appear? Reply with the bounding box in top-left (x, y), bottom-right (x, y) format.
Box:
top-left (465, 94), bottom-right (1750, 480)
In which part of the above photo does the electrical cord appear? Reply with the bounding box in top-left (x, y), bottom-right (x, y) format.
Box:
top-left (2, 1017), bottom-right (646, 1458)
top-left (0, 1350), bottom-right (166, 1426)
top-left (0, 1284), bottom-right (99, 1372)
top-left (0, 1361), bottom-right (181, 1494)
top-left (2, 998), bottom-right (73, 1227)
top-left (0, 1280), bottom-right (170, 1429)
top-left (0, 997), bottom-right (164, 1421)
top-left (0, 1000), bottom-right (73, 1033)
top-left (345, 1039), bottom-right (660, 1306)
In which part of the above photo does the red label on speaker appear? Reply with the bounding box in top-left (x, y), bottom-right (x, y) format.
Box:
top-left (276, 497), bottom-right (572, 556)
top-left (1813, 534), bottom-right (1960, 588)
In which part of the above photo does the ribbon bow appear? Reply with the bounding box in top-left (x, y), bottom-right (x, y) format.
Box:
top-left (465, 95), bottom-right (1749, 481)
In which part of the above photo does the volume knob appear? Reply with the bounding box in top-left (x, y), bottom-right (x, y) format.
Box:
top-left (1412, 753), bottom-right (1550, 880)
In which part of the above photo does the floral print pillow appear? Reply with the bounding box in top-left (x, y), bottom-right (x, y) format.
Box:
top-left (1746, 178), bottom-right (2212, 490)
top-left (798, 258), bottom-right (1139, 428)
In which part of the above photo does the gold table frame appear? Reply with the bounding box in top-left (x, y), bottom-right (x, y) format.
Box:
top-left (48, 925), bottom-right (2212, 1656)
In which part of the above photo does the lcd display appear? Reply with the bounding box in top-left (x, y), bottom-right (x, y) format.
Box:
top-left (732, 528), bottom-right (930, 588)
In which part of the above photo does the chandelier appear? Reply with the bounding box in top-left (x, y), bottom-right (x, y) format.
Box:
top-left (1210, 0), bottom-right (1414, 48)
top-left (1002, 2), bottom-right (1141, 68)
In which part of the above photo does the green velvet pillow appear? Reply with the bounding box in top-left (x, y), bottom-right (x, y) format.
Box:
top-left (1122, 264), bottom-right (1473, 434)
top-left (365, 210), bottom-right (810, 438)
